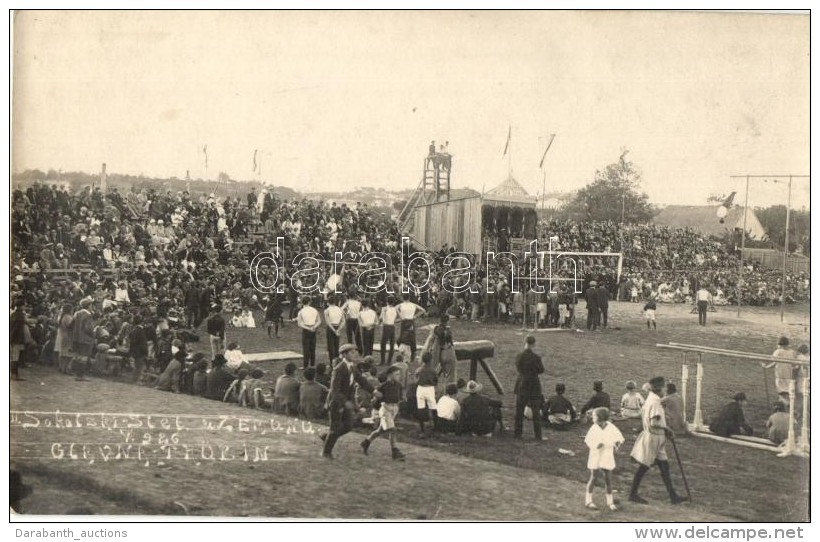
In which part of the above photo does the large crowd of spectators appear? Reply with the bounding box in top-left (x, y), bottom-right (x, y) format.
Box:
top-left (10, 182), bottom-right (809, 384)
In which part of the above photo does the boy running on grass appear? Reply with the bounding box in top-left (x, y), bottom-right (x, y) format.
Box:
top-left (584, 407), bottom-right (624, 511)
top-left (361, 366), bottom-right (406, 461)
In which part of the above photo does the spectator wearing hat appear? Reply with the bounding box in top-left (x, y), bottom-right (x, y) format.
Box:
top-left (543, 383), bottom-right (578, 429)
top-left (620, 381), bottom-right (644, 419)
top-left (71, 297), bottom-right (96, 381)
top-left (360, 365), bottom-right (406, 461)
top-left (459, 380), bottom-right (497, 437)
top-left (297, 296), bottom-right (322, 369)
top-left (629, 376), bottom-right (688, 505)
top-left (661, 383), bottom-right (689, 437)
top-left (585, 281), bottom-right (600, 331)
top-left (320, 343), bottom-right (381, 459)
top-left (513, 335), bottom-right (545, 440)
top-left (580, 381), bottom-right (611, 421)
top-left (709, 392), bottom-right (753, 438)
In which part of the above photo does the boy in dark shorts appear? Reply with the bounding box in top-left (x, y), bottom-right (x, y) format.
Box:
top-left (360, 366), bottom-right (406, 460)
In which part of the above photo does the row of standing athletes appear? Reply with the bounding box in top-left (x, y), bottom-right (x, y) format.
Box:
top-left (294, 293), bottom-right (427, 370)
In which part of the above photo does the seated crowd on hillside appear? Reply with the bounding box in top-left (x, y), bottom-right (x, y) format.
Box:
top-left (10, 182), bottom-right (809, 372)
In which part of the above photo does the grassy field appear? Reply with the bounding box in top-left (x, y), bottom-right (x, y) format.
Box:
top-left (10, 301), bottom-right (810, 521)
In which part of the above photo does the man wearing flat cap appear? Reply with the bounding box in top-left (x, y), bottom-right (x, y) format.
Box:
top-left (319, 343), bottom-right (382, 459)
top-left (629, 376), bottom-right (688, 505)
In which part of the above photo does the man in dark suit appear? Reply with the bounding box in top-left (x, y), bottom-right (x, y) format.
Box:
top-left (513, 335), bottom-right (545, 440)
top-left (597, 281), bottom-right (610, 329)
top-left (184, 281), bottom-right (201, 329)
top-left (585, 280), bottom-right (600, 331)
top-left (319, 343), bottom-right (381, 459)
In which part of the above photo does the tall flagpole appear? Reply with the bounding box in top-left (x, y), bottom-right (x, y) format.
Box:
top-left (508, 125), bottom-right (512, 178)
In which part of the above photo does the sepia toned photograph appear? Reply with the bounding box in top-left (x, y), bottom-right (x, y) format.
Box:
top-left (9, 10), bottom-right (810, 524)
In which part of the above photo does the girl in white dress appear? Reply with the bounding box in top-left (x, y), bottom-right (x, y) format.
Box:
top-left (584, 407), bottom-right (624, 511)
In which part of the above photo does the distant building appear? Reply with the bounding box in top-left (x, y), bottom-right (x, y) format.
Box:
top-left (652, 205), bottom-right (767, 240)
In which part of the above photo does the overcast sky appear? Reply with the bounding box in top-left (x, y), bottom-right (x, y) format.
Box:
top-left (12, 10), bottom-right (810, 208)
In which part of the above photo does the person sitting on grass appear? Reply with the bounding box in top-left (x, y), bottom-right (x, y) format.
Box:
top-left (191, 358), bottom-right (209, 397)
top-left (360, 366), bottom-right (406, 461)
top-left (459, 380), bottom-right (496, 437)
top-left (273, 362), bottom-right (301, 415)
top-left (581, 381), bottom-right (612, 421)
top-left (223, 368), bottom-right (250, 403)
top-left (709, 392), bottom-right (754, 438)
top-left (299, 366), bottom-right (328, 419)
top-left (584, 407), bottom-right (624, 511)
top-left (205, 354), bottom-right (235, 401)
top-left (543, 383), bottom-right (578, 429)
top-left (619, 381), bottom-right (644, 419)
top-left (434, 383), bottom-right (461, 433)
top-left (224, 341), bottom-right (251, 374)
top-left (240, 368), bottom-right (268, 409)
top-left (766, 402), bottom-right (791, 445)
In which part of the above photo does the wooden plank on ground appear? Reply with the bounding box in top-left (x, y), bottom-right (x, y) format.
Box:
top-left (244, 351), bottom-right (303, 362)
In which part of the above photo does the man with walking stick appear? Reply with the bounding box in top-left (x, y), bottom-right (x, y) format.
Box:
top-left (629, 376), bottom-right (689, 505)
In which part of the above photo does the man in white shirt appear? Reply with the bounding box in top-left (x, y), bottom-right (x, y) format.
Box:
top-left (342, 294), bottom-right (363, 353)
top-left (297, 296), bottom-right (322, 369)
top-left (397, 293), bottom-right (426, 362)
top-left (435, 383), bottom-right (461, 433)
top-left (696, 285), bottom-right (712, 326)
top-left (323, 295), bottom-right (345, 362)
top-left (358, 299), bottom-right (378, 356)
top-left (379, 297), bottom-right (398, 365)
